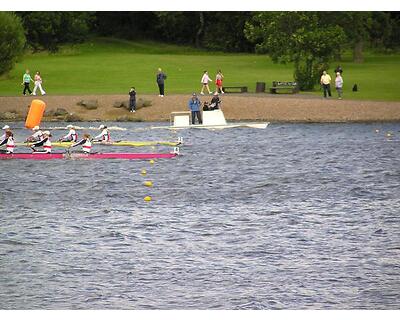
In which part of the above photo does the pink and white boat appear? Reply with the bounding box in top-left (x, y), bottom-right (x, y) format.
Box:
top-left (0, 151), bottom-right (179, 160)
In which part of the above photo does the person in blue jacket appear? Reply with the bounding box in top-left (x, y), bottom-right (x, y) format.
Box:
top-left (188, 93), bottom-right (202, 125)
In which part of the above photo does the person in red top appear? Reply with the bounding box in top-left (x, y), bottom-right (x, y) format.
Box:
top-left (215, 70), bottom-right (224, 94)
top-left (32, 71), bottom-right (46, 96)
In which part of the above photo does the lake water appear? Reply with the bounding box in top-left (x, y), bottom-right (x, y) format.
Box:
top-left (0, 121), bottom-right (399, 309)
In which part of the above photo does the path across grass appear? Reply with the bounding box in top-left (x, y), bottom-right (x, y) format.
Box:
top-left (0, 37), bottom-right (399, 101)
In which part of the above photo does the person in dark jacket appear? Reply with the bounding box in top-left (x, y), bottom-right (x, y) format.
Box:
top-left (129, 87), bottom-right (136, 112)
top-left (156, 68), bottom-right (167, 97)
top-left (188, 93), bottom-right (202, 125)
top-left (335, 65), bottom-right (343, 75)
top-left (209, 92), bottom-right (221, 110)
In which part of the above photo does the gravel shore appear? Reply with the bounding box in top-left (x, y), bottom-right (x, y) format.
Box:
top-left (1, 93), bottom-right (400, 123)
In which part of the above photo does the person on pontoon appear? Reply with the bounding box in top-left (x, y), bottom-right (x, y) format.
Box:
top-left (30, 131), bottom-right (52, 153)
top-left (188, 93), bottom-right (202, 125)
top-left (209, 92), bottom-right (221, 110)
top-left (0, 130), bottom-right (15, 154)
top-left (58, 124), bottom-right (78, 142)
top-left (93, 124), bottom-right (111, 142)
top-left (70, 133), bottom-right (92, 153)
top-left (26, 126), bottom-right (44, 142)
top-left (203, 92), bottom-right (222, 111)
top-left (1, 125), bottom-right (11, 140)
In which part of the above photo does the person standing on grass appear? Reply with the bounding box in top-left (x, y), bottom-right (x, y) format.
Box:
top-left (215, 70), bottom-right (224, 94)
top-left (188, 93), bottom-right (202, 125)
top-left (335, 72), bottom-right (343, 100)
top-left (32, 71), bottom-right (46, 96)
top-left (156, 68), bottom-right (167, 97)
top-left (21, 69), bottom-right (33, 96)
top-left (129, 87), bottom-right (136, 112)
top-left (320, 70), bottom-right (332, 98)
top-left (200, 71), bottom-right (213, 95)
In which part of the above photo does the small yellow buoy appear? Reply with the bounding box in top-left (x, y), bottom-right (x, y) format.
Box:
top-left (149, 159), bottom-right (155, 164)
top-left (141, 169), bottom-right (147, 176)
top-left (144, 196), bottom-right (152, 202)
top-left (144, 181), bottom-right (153, 187)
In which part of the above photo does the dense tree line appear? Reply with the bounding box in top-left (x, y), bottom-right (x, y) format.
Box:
top-left (1, 11), bottom-right (400, 87)
top-left (12, 11), bottom-right (398, 55)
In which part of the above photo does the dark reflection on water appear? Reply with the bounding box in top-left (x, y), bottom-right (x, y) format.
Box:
top-left (0, 122), bottom-right (399, 309)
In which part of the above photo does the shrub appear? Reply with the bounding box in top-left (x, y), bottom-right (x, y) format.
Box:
top-left (0, 12), bottom-right (26, 75)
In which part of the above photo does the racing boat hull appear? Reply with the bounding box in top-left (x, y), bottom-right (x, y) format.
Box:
top-left (0, 152), bottom-right (178, 160)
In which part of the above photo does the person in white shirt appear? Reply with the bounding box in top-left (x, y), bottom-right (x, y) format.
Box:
top-left (1, 125), bottom-right (10, 140)
top-left (0, 130), bottom-right (15, 154)
top-left (32, 71), bottom-right (46, 96)
top-left (31, 131), bottom-right (52, 153)
top-left (70, 133), bottom-right (92, 153)
top-left (335, 72), bottom-right (344, 100)
top-left (26, 126), bottom-right (44, 142)
top-left (200, 71), bottom-right (213, 95)
top-left (58, 124), bottom-right (78, 142)
top-left (320, 70), bottom-right (332, 98)
top-left (94, 125), bottom-right (111, 142)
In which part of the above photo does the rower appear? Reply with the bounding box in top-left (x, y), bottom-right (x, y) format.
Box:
top-left (0, 130), bottom-right (15, 154)
top-left (93, 124), bottom-right (111, 142)
top-left (1, 125), bottom-right (11, 140)
top-left (26, 126), bottom-right (44, 142)
top-left (58, 124), bottom-right (78, 142)
top-left (30, 130), bottom-right (52, 153)
top-left (70, 133), bottom-right (92, 153)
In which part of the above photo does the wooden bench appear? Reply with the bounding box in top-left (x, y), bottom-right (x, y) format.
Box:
top-left (222, 86), bottom-right (248, 93)
top-left (269, 81), bottom-right (299, 94)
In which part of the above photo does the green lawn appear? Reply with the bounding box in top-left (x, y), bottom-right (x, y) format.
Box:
top-left (0, 37), bottom-right (399, 101)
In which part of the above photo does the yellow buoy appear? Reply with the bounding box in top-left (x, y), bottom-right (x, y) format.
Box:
top-left (144, 196), bottom-right (152, 202)
top-left (141, 169), bottom-right (147, 176)
top-left (144, 181), bottom-right (153, 187)
top-left (149, 159), bottom-right (155, 164)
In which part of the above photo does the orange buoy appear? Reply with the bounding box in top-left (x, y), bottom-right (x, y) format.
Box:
top-left (25, 99), bottom-right (46, 129)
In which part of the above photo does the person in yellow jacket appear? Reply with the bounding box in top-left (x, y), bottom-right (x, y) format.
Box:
top-left (320, 70), bottom-right (332, 98)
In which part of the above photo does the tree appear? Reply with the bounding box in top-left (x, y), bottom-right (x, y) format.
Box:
top-left (245, 12), bottom-right (345, 90)
top-left (336, 12), bottom-right (372, 63)
top-left (17, 12), bottom-right (94, 52)
top-left (201, 12), bottom-right (254, 52)
top-left (95, 12), bottom-right (158, 40)
top-left (0, 12), bottom-right (26, 75)
top-left (153, 12), bottom-right (200, 45)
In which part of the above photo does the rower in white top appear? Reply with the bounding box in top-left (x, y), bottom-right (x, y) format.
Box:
top-left (1, 125), bottom-right (11, 140)
top-left (26, 125), bottom-right (44, 142)
top-left (30, 130), bottom-right (52, 153)
top-left (0, 130), bottom-right (15, 154)
top-left (58, 124), bottom-right (78, 142)
top-left (94, 124), bottom-right (111, 142)
top-left (70, 133), bottom-right (92, 153)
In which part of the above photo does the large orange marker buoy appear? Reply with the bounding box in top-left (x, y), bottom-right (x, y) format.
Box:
top-left (25, 99), bottom-right (46, 129)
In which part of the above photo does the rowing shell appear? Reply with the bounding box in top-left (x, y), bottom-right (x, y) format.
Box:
top-left (16, 140), bottom-right (182, 148)
top-left (0, 152), bottom-right (178, 160)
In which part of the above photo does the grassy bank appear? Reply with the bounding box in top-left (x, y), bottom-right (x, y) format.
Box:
top-left (0, 37), bottom-right (399, 101)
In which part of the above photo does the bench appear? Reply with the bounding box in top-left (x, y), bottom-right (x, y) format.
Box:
top-left (222, 86), bottom-right (248, 93)
top-left (269, 81), bottom-right (299, 94)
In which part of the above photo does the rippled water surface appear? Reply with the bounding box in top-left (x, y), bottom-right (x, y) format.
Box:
top-left (1, 121), bottom-right (400, 309)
